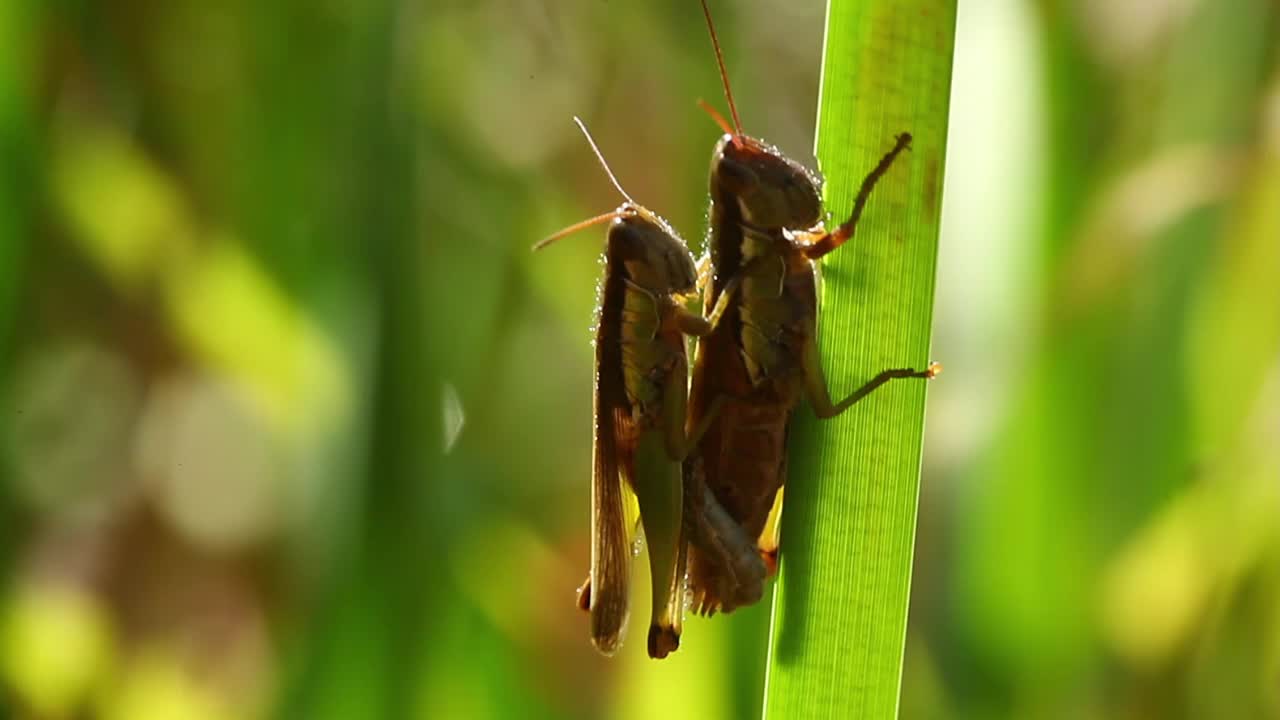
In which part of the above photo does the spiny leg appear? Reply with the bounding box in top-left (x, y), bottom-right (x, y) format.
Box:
top-left (632, 430), bottom-right (685, 659)
top-left (678, 255), bottom-right (758, 339)
top-left (806, 349), bottom-right (942, 419)
top-left (684, 457), bottom-right (767, 614)
top-left (805, 132), bottom-right (912, 260)
top-left (695, 254), bottom-right (712, 295)
top-left (799, 320), bottom-right (940, 419)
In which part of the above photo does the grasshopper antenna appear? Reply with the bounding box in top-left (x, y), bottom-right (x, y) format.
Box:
top-left (699, 0), bottom-right (743, 138)
top-left (697, 98), bottom-right (736, 137)
top-left (533, 210), bottom-right (627, 251)
top-left (533, 117), bottom-right (639, 251)
top-left (573, 116), bottom-right (636, 206)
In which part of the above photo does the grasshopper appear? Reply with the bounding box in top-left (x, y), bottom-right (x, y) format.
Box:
top-left (682, 0), bottom-right (941, 615)
top-left (538, 118), bottom-right (733, 657)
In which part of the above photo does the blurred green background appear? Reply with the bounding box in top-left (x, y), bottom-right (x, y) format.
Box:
top-left (1, 0), bottom-right (1278, 718)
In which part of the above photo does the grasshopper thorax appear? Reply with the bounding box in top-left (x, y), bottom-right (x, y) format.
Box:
top-left (710, 133), bottom-right (821, 231)
top-left (608, 205), bottom-right (698, 297)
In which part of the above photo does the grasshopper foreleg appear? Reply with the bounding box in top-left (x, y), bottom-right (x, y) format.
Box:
top-left (804, 132), bottom-right (912, 260)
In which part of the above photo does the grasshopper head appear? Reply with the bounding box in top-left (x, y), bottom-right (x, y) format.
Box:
top-left (710, 133), bottom-right (821, 231)
top-left (609, 205), bottom-right (698, 296)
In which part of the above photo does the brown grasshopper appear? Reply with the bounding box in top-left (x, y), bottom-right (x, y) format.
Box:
top-left (537, 118), bottom-right (735, 657)
top-left (682, 0), bottom-right (940, 616)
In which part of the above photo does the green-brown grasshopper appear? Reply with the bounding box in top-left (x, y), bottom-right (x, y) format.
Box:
top-left (538, 118), bottom-right (733, 657)
top-left (682, 0), bottom-right (941, 616)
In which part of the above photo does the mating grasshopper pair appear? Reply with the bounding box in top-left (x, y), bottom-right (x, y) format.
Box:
top-left (537, 0), bottom-right (939, 659)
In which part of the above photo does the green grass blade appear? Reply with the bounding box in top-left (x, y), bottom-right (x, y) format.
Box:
top-left (763, 1), bottom-right (956, 717)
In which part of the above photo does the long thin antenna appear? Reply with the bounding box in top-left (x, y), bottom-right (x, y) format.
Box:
top-left (699, 0), bottom-right (742, 137)
top-left (573, 116), bottom-right (635, 205)
top-left (533, 210), bottom-right (628, 251)
top-left (696, 98), bottom-right (736, 137)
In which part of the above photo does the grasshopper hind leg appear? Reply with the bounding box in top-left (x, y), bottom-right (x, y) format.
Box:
top-left (648, 626), bottom-right (680, 659)
top-left (685, 457), bottom-right (768, 615)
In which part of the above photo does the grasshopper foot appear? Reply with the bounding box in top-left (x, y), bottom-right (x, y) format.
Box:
top-left (648, 624), bottom-right (680, 659)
